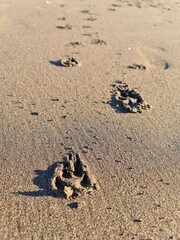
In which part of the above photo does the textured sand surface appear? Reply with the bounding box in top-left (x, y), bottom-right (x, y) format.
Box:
top-left (0, 0), bottom-right (180, 239)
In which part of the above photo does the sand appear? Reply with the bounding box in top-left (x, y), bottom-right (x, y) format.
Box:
top-left (0, 0), bottom-right (180, 239)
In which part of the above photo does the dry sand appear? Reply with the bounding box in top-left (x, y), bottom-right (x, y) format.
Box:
top-left (0, 0), bottom-right (180, 239)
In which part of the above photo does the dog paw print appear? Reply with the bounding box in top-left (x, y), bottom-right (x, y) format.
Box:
top-left (50, 152), bottom-right (99, 199)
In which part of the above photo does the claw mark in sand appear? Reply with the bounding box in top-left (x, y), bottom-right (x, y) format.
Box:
top-left (111, 81), bottom-right (152, 113)
top-left (50, 152), bottom-right (99, 199)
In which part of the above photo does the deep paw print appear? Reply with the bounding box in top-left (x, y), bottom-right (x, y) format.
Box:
top-left (112, 82), bottom-right (152, 113)
top-left (50, 152), bottom-right (99, 199)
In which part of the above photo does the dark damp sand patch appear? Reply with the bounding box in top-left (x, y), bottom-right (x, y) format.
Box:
top-left (110, 81), bottom-right (152, 113)
top-left (50, 152), bottom-right (99, 199)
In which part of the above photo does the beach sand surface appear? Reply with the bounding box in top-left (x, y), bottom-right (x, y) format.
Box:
top-left (0, 0), bottom-right (180, 239)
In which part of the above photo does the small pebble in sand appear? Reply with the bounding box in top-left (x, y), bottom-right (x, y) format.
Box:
top-left (31, 112), bottom-right (39, 116)
top-left (163, 62), bottom-right (169, 70)
top-left (133, 219), bottom-right (142, 223)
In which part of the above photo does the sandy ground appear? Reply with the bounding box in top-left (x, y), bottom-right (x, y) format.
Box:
top-left (0, 0), bottom-right (180, 239)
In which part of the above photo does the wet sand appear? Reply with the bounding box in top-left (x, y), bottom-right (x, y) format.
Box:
top-left (0, 0), bottom-right (180, 239)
